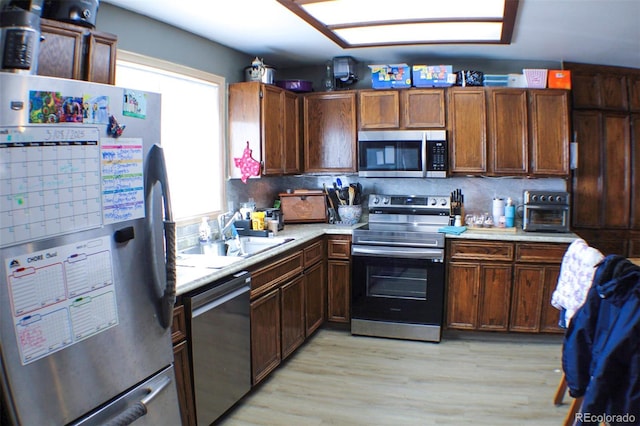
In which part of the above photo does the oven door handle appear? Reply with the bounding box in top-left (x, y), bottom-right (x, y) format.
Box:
top-left (352, 245), bottom-right (443, 260)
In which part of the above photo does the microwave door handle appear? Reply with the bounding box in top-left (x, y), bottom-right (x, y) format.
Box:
top-left (421, 132), bottom-right (427, 178)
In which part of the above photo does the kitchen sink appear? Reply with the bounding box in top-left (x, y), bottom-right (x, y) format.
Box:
top-left (237, 236), bottom-right (294, 257)
top-left (178, 236), bottom-right (295, 267)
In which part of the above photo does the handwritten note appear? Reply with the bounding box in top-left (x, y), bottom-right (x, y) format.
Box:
top-left (101, 138), bottom-right (145, 224)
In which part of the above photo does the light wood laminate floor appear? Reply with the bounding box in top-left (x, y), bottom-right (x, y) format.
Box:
top-left (218, 328), bottom-right (569, 425)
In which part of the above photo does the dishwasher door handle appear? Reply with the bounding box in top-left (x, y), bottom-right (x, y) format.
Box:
top-left (191, 285), bottom-right (250, 319)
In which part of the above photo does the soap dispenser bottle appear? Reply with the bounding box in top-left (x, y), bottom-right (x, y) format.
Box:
top-left (199, 217), bottom-right (211, 243)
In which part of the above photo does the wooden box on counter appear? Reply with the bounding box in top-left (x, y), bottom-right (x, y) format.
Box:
top-left (279, 190), bottom-right (327, 223)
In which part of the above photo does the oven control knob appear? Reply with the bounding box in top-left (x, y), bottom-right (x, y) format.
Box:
top-left (382, 197), bottom-right (390, 205)
top-left (555, 195), bottom-right (563, 203)
top-left (531, 194), bottom-right (538, 202)
top-left (430, 198), bottom-right (437, 206)
top-left (540, 195), bottom-right (547, 202)
top-left (440, 198), bottom-right (448, 206)
top-left (372, 196), bottom-right (380, 204)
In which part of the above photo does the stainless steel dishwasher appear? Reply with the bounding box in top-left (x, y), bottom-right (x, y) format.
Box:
top-left (184, 270), bottom-right (251, 425)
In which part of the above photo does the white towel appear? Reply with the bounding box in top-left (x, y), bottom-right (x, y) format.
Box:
top-left (551, 238), bottom-right (604, 325)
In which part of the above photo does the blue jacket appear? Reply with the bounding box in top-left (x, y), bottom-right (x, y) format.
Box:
top-left (562, 255), bottom-right (640, 425)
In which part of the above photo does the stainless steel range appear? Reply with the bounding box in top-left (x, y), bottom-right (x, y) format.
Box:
top-left (351, 194), bottom-right (451, 342)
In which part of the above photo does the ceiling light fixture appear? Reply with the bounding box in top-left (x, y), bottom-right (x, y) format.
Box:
top-left (276, 0), bottom-right (519, 48)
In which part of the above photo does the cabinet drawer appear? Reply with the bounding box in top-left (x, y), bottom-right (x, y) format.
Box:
top-left (448, 240), bottom-right (514, 261)
top-left (515, 243), bottom-right (569, 264)
top-left (171, 305), bottom-right (187, 345)
top-left (303, 239), bottom-right (325, 267)
top-left (250, 251), bottom-right (304, 298)
top-left (327, 236), bottom-right (351, 260)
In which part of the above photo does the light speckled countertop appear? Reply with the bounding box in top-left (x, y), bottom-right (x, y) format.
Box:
top-left (176, 222), bottom-right (578, 296)
top-left (176, 223), bottom-right (361, 296)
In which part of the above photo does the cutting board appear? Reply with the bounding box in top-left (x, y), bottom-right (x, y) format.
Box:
top-left (466, 226), bottom-right (517, 234)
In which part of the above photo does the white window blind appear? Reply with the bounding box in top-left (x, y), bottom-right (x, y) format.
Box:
top-left (115, 51), bottom-right (226, 221)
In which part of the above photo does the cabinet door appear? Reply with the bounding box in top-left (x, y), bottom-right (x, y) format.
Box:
top-left (327, 260), bottom-right (350, 323)
top-left (488, 89), bottom-right (528, 175)
top-left (529, 90), bottom-right (570, 176)
top-left (173, 340), bottom-right (196, 426)
top-left (510, 265), bottom-right (545, 332)
top-left (303, 92), bottom-right (357, 173)
top-left (602, 113), bottom-right (631, 228)
top-left (401, 89), bottom-right (446, 128)
top-left (229, 82), bottom-right (263, 180)
top-left (478, 264), bottom-right (513, 331)
top-left (629, 75), bottom-right (640, 112)
top-left (38, 19), bottom-right (84, 80)
top-left (250, 288), bottom-right (281, 385)
top-left (304, 261), bottom-right (326, 336)
top-left (631, 114), bottom-right (640, 230)
top-left (572, 110), bottom-right (603, 228)
top-left (448, 88), bottom-right (487, 174)
top-left (601, 74), bottom-right (629, 111)
top-left (86, 31), bottom-right (117, 84)
top-left (358, 90), bottom-right (400, 129)
top-left (262, 85), bottom-right (285, 175)
top-left (280, 276), bottom-right (305, 360)
top-left (446, 263), bottom-right (480, 329)
top-left (574, 111), bottom-right (633, 232)
top-left (283, 91), bottom-right (301, 174)
top-left (571, 71), bottom-right (602, 109)
top-left (539, 265), bottom-right (564, 333)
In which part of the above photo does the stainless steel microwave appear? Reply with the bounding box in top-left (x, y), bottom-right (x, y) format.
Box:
top-left (357, 130), bottom-right (447, 178)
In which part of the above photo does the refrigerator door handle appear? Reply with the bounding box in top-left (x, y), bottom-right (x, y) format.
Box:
top-left (146, 144), bottom-right (176, 329)
top-left (103, 376), bottom-right (172, 426)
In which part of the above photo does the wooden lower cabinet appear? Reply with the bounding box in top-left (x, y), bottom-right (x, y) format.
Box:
top-left (447, 262), bottom-right (512, 331)
top-left (171, 305), bottom-right (196, 426)
top-left (326, 236), bottom-right (351, 323)
top-left (327, 260), bottom-right (350, 323)
top-left (304, 260), bottom-right (326, 336)
top-left (249, 238), bottom-right (328, 385)
top-left (446, 239), bottom-right (567, 334)
top-left (280, 275), bottom-right (306, 360)
top-left (250, 288), bottom-right (281, 385)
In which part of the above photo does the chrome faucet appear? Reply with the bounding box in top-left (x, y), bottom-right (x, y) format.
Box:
top-left (217, 211), bottom-right (242, 240)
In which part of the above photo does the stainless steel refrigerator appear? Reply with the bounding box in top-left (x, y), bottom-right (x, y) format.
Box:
top-left (0, 73), bottom-right (181, 425)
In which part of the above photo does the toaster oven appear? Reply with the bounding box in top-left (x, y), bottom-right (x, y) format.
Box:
top-left (522, 190), bottom-right (570, 233)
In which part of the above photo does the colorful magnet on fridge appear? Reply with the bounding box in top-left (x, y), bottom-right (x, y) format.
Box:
top-left (107, 115), bottom-right (126, 137)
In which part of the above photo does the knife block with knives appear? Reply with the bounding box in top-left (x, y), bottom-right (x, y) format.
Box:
top-left (450, 188), bottom-right (464, 224)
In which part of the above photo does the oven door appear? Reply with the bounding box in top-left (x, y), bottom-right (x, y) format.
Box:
top-left (351, 245), bottom-right (445, 325)
top-left (523, 204), bottom-right (570, 232)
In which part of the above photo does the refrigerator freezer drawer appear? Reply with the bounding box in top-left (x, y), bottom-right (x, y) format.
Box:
top-left (71, 365), bottom-right (181, 426)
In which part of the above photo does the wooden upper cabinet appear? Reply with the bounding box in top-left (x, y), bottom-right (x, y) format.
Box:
top-left (529, 90), bottom-right (570, 176)
top-left (262, 85), bottom-right (285, 175)
top-left (358, 90), bottom-right (400, 129)
top-left (629, 75), bottom-right (640, 112)
top-left (38, 19), bottom-right (84, 80)
top-left (303, 92), bottom-right (357, 173)
top-left (448, 88), bottom-right (487, 174)
top-left (401, 89), bottom-right (446, 128)
top-left (631, 114), bottom-right (640, 230)
top-left (38, 18), bottom-right (116, 84)
top-left (568, 63), bottom-right (630, 111)
top-left (283, 91), bottom-right (302, 174)
top-left (358, 89), bottom-right (446, 130)
top-left (487, 89), bottom-right (529, 175)
top-left (602, 113), bottom-right (631, 228)
top-left (86, 31), bottom-right (117, 85)
top-left (571, 110), bottom-right (603, 228)
top-left (229, 82), bottom-right (300, 178)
